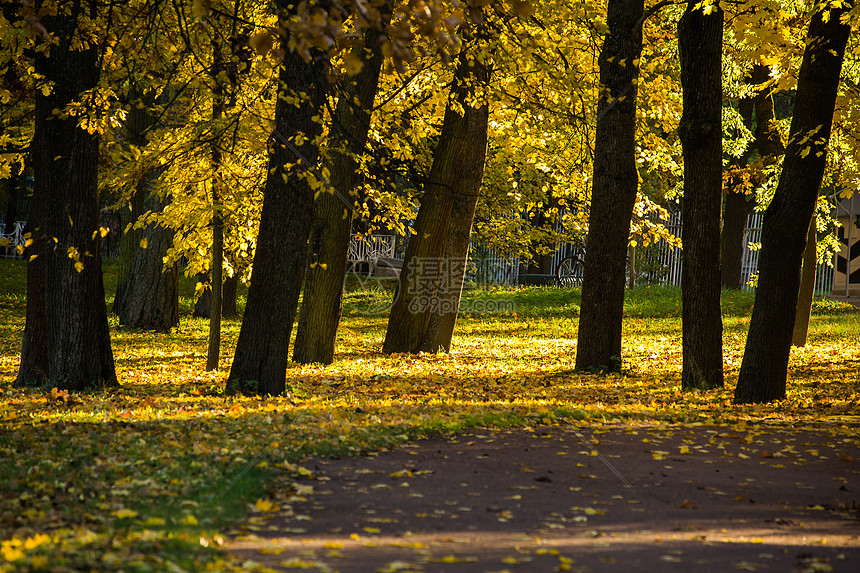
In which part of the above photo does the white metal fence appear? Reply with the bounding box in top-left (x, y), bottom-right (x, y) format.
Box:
top-left (462, 211), bottom-right (836, 294)
top-left (0, 221), bottom-right (26, 258)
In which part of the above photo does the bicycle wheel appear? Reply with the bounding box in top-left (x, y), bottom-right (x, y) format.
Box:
top-left (556, 255), bottom-right (584, 287)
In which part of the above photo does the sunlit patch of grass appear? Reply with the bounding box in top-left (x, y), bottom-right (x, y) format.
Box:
top-left (1, 259), bottom-right (859, 570)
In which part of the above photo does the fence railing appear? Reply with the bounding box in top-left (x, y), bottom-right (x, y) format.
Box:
top-left (0, 221), bottom-right (27, 258)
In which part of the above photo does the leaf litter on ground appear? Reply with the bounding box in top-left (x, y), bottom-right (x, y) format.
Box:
top-left (0, 259), bottom-right (858, 571)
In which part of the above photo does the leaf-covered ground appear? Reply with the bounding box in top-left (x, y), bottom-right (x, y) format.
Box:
top-left (0, 259), bottom-right (858, 571)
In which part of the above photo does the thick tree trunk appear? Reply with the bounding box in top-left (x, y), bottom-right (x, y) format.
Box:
top-left (222, 273), bottom-right (239, 318)
top-left (678, 0), bottom-right (723, 390)
top-left (15, 181), bottom-right (46, 388)
top-left (792, 216), bottom-right (817, 347)
top-left (24, 2), bottom-right (117, 390)
top-left (418, 141), bottom-right (488, 353)
top-left (383, 21), bottom-right (492, 354)
top-left (293, 10), bottom-right (389, 365)
top-left (735, 6), bottom-right (851, 404)
top-left (117, 196), bottom-right (179, 332)
top-left (113, 182), bottom-right (146, 312)
top-left (227, 17), bottom-right (329, 395)
top-left (575, 0), bottom-right (644, 372)
top-left (720, 97), bottom-right (754, 290)
top-left (113, 95), bottom-right (155, 313)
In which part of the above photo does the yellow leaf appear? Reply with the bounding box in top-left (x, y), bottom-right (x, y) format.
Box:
top-left (1, 544), bottom-right (24, 562)
top-left (182, 514), bottom-right (198, 525)
top-left (249, 31), bottom-right (273, 56)
top-left (112, 508), bottom-right (138, 519)
top-left (139, 238), bottom-right (148, 249)
top-left (144, 517), bottom-right (166, 526)
top-left (254, 499), bottom-right (278, 512)
top-left (343, 52), bottom-right (364, 75)
top-left (74, 261), bottom-right (84, 273)
top-left (192, 0), bottom-right (210, 18)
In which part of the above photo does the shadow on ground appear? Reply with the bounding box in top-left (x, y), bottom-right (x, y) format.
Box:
top-left (229, 423), bottom-right (860, 572)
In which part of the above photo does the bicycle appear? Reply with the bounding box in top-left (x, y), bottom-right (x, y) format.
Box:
top-left (555, 244), bottom-right (633, 288)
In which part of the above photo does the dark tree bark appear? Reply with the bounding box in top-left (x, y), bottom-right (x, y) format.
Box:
top-left (207, 146), bottom-right (224, 370)
top-left (117, 196), bottom-right (179, 332)
top-left (113, 91), bottom-right (155, 313)
top-left (15, 176), bottom-right (46, 388)
top-left (293, 7), bottom-right (390, 365)
top-left (678, 0), bottom-right (723, 390)
top-left (720, 96), bottom-right (754, 290)
top-left (3, 166), bottom-right (19, 231)
top-left (193, 273), bottom-right (212, 318)
top-left (227, 10), bottom-right (329, 395)
top-left (575, 0), bottom-right (644, 372)
top-left (792, 215), bottom-right (817, 347)
top-left (383, 20), bottom-right (492, 354)
top-left (419, 109), bottom-right (490, 353)
top-left (22, 1), bottom-right (117, 390)
top-left (722, 65), bottom-right (786, 289)
top-left (222, 273), bottom-right (239, 318)
top-left (735, 5), bottom-right (851, 404)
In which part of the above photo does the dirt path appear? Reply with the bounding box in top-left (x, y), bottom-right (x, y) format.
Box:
top-left (229, 423), bottom-right (860, 572)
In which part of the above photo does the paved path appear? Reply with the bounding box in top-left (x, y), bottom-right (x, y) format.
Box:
top-left (229, 423), bottom-right (860, 572)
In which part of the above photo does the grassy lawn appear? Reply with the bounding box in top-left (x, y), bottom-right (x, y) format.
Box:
top-left (1, 258), bottom-right (858, 571)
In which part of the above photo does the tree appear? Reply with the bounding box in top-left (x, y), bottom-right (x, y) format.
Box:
top-left (735, 3), bottom-right (852, 404)
top-left (792, 213), bottom-right (817, 347)
top-left (14, 172), bottom-right (46, 388)
top-left (575, 0), bottom-right (645, 372)
top-left (293, 2), bottom-right (392, 365)
top-left (383, 15), bottom-right (493, 354)
top-left (113, 89), bottom-right (156, 314)
top-left (226, 3), bottom-right (331, 395)
top-left (19, 1), bottom-right (117, 390)
top-left (721, 65), bottom-right (785, 289)
top-left (678, 0), bottom-right (723, 390)
top-left (720, 94), bottom-right (755, 290)
top-left (117, 196), bottom-right (180, 332)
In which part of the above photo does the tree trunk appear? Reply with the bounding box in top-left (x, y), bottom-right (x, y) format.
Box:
top-left (3, 166), bottom-right (19, 231)
top-left (678, 0), bottom-right (723, 390)
top-left (293, 7), bottom-right (389, 365)
top-left (15, 177), bottom-right (46, 388)
top-left (720, 96), bottom-right (754, 290)
top-left (25, 2), bottom-right (117, 390)
top-left (792, 215), bottom-right (817, 347)
top-left (575, 0), bottom-right (644, 372)
top-left (419, 125), bottom-right (489, 353)
top-left (720, 190), bottom-right (751, 289)
top-left (207, 193), bottom-right (223, 369)
top-left (735, 6), bottom-right (851, 404)
top-left (721, 65), bottom-right (784, 289)
top-left (117, 195), bottom-right (179, 332)
top-left (383, 20), bottom-right (493, 354)
top-left (207, 22), bottom-right (227, 372)
top-left (226, 13), bottom-right (329, 395)
top-left (193, 273), bottom-right (212, 318)
top-left (113, 93), bottom-right (155, 313)
top-left (222, 273), bottom-right (239, 318)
